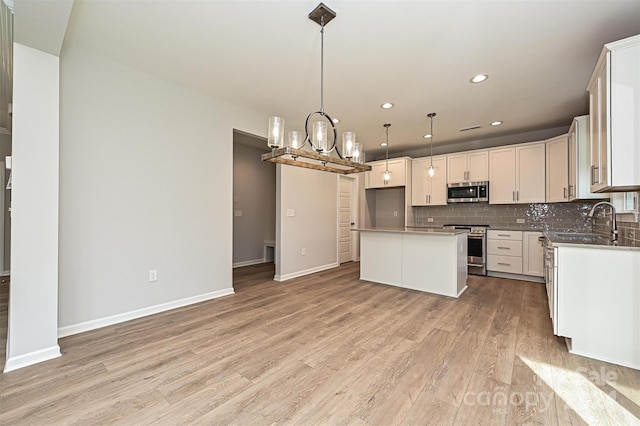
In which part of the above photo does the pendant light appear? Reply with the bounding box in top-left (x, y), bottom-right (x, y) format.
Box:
top-left (427, 113), bottom-right (436, 177)
top-left (261, 3), bottom-right (371, 175)
top-left (383, 123), bottom-right (391, 183)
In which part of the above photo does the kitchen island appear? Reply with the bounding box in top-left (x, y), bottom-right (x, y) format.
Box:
top-left (354, 227), bottom-right (468, 298)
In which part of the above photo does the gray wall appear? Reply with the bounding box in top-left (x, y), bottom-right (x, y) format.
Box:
top-left (276, 165), bottom-right (338, 281)
top-left (232, 139), bottom-right (275, 266)
top-left (57, 46), bottom-right (267, 330)
top-left (371, 187), bottom-right (405, 228)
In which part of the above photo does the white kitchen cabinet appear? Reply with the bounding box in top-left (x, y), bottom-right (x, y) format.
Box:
top-left (487, 230), bottom-right (523, 274)
top-left (446, 150), bottom-right (488, 184)
top-left (568, 115), bottom-right (608, 201)
top-left (546, 134), bottom-right (569, 203)
top-left (365, 157), bottom-right (409, 189)
top-left (411, 156), bottom-right (447, 206)
top-left (522, 231), bottom-right (544, 277)
top-left (588, 35), bottom-right (640, 193)
top-left (555, 244), bottom-right (640, 369)
top-left (489, 142), bottom-right (546, 204)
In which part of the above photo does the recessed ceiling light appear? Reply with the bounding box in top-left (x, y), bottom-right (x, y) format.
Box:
top-left (380, 142), bottom-right (388, 147)
top-left (332, 118), bottom-right (340, 124)
top-left (490, 121), bottom-right (503, 126)
top-left (423, 134), bottom-right (432, 139)
top-left (381, 102), bottom-right (394, 109)
top-left (470, 74), bottom-right (488, 83)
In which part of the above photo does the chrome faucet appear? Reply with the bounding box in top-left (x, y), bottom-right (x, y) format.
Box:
top-left (587, 201), bottom-right (618, 241)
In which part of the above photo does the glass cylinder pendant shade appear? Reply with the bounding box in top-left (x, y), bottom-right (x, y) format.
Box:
top-left (288, 131), bottom-right (303, 149)
top-left (312, 121), bottom-right (328, 153)
top-left (342, 132), bottom-right (356, 159)
top-left (428, 164), bottom-right (435, 177)
top-left (353, 143), bottom-right (363, 163)
top-left (268, 116), bottom-right (285, 149)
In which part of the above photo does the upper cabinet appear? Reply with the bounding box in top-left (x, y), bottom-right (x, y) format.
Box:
top-left (588, 35), bottom-right (640, 193)
top-left (489, 142), bottom-right (546, 204)
top-left (365, 157), bottom-right (410, 189)
top-left (447, 150), bottom-right (488, 184)
top-left (568, 115), bottom-right (607, 201)
top-left (411, 156), bottom-right (447, 206)
top-left (546, 134), bottom-right (569, 203)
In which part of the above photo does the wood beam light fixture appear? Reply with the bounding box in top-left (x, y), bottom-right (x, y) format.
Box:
top-left (262, 3), bottom-right (371, 175)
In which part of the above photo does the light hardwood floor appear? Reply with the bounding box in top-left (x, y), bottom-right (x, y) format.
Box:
top-left (0, 263), bottom-right (639, 425)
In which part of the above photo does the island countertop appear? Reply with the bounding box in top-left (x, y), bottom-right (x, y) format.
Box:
top-left (352, 227), bottom-right (468, 236)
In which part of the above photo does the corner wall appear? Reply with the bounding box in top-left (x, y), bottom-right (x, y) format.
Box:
top-left (5, 43), bottom-right (61, 371)
top-left (275, 165), bottom-right (338, 281)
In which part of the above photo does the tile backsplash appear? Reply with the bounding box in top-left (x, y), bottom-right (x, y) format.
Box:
top-left (413, 201), bottom-right (602, 232)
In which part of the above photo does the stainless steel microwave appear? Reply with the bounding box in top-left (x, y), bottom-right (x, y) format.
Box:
top-left (447, 182), bottom-right (489, 203)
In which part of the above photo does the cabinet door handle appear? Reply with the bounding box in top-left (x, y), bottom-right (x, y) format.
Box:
top-left (563, 187), bottom-right (567, 199)
top-left (512, 191), bottom-right (515, 201)
top-left (497, 246), bottom-right (510, 250)
top-left (497, 233), bottom-right (511, 237)
top-left (498, 262), bottom-right (511, 266)
top-left (591, 165), bottom-right (597, 185)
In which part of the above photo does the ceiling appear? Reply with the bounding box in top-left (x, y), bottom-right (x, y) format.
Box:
top-left (62, 0), bottom-right (640, 158)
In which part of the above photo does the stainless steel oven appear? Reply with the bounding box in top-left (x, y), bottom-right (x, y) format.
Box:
top-left (445, 224), bottom-right (488, 276)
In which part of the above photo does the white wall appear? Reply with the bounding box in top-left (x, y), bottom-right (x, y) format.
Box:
top-left (232, 140), bottom-right (276, 267)
top-left (57, 46), bottom-right (266, 334)
top-left (275, 165), bottom-right (338, 280)
top-left (5, 43), bottom-right (61, 371)
top-left (0, 133), bottom-right (12, 270)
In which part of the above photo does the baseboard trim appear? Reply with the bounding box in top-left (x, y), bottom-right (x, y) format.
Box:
top-left (274, 262), bottom-right (339, 282)
top-left (487, 271), bottom-right (545, 283)
top-left (233, 258), bottom-right (266, 268)
top-left (57, 288), bottom-right (235, 338)
top-left (4, 345), bottom-right (62, 373)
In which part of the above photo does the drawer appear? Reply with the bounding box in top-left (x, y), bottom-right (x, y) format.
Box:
top-left (488, 230), bottom-right (522, 241)
top-left (488, 255), bottom-right (523, 274)
top-left (487, 239), bottom-right (523, 256)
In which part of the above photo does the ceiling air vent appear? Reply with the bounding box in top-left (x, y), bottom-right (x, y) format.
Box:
top-left (459, 125), bottom-right (481, 132)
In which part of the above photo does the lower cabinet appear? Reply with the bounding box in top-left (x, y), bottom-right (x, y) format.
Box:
top-left (523, 231), bottom-right (544, 277)
top-left (487, 230), bottom-right (544, 280)
top-left (487, 230), bottom-right (523, 274)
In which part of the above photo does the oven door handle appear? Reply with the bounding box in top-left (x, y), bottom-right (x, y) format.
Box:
top-left (467, 235), bottom-right (485, 239)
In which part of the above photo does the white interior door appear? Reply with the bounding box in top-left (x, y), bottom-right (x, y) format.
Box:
top-left (339, 176), bottom-right (354, 264)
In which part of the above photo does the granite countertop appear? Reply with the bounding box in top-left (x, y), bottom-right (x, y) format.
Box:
top-left (352, 226), bottom-right (468, 235)
top-left (544, 231), bottom-right (640, 251)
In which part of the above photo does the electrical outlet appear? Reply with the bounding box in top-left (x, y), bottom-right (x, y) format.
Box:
top-left (427, 218), bottom-right (434, 222)
top-left (149, 269), bottom-right (158, 282)
top-left (234, 210), bottom-right (242, 217)
top-left (516, 218), bottom-right (525, 224)
top-left (301, 248), bottom-right (306, 256)
top-left (393, 211), bottom-right (398, 217)
top-left (627, 228), bottom-right (636, 240)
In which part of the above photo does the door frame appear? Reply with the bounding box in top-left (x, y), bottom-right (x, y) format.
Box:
top-left (338, 174), bottom-right (359, 263)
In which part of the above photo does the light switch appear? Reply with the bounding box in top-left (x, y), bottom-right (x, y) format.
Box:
top-left (516, 218), bottom-right (525, 224)
top-left (287, 209), bottom-right (295, 217)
